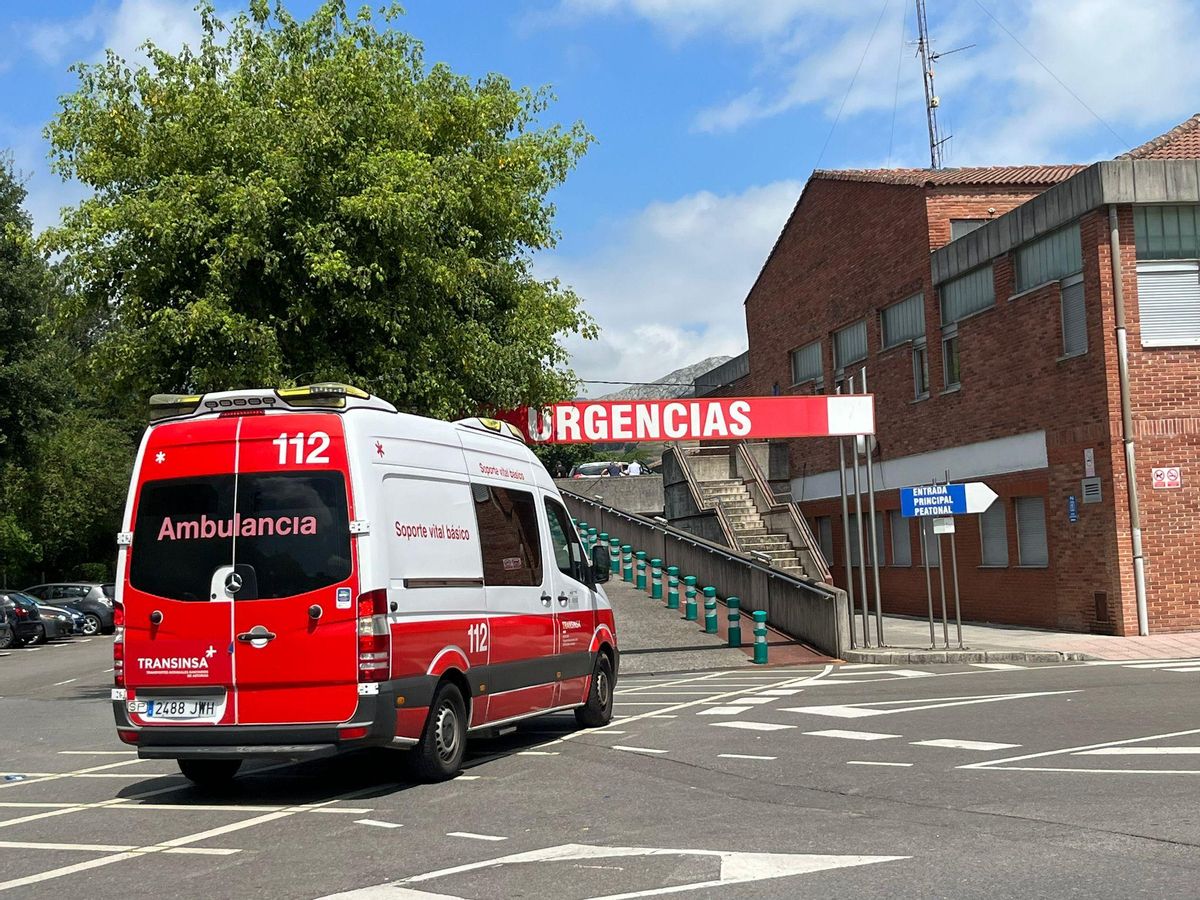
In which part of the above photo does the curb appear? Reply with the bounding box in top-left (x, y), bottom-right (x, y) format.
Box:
top-left (842, 648), bottom-right (1096, 664)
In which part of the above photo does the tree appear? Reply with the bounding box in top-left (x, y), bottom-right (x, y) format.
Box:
top-left (43, 0), bottom-right (595, 420)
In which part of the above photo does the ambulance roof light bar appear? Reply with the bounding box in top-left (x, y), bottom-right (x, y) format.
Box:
top-left (148, 383), bottom-right (396, 422)
top-left (455, 416), bottom-right (527, 443)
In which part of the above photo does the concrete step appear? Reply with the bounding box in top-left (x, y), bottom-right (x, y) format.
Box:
top-left (740, 539), bottom-right (792, 551)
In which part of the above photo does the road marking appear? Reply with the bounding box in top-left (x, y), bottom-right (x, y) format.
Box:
top-left (1074, 747), bottom-right (1200, 756)
top-left (804, 730), bottom-right (900, 741)
top-left (454, 775), bottom-right (481, 781)
top-left (877, 669), bottom-right (935, 678)
top-left (612, 745), bottom-right (668, 755)
top-left (912, 739), bottom-right (1021, 751)
top-left (837, 664), bottom-right (881, 669)
top-left (718, 754), bottom-right (777, 760)
top-left (783, 690), bottom-right (1080, 719)
top-left (0, 759), bottom-right (150, 794)
top-left (647, 715), bottom-right (677, 719)
top-left (968, 663), bottom-right (1025, 670)
top-left (697, 706), bottom-right (752, 716)
top-left (52, 679), bottom-right (76, 686)
top-left (356, 819), bottom-right (404, 829)
top-left (734, 697), bottom-right (776, 705)
top-left (57, 751), bottom-right (136, 756)
top-left (960, 727), bottom-right (1200, 771)
top-left (846, 761), bottom-right (913, 767)
top-left (516, 751), bottom-right (560, 756)
top-left (447, 832), bottom-right (507, 841)
top-left (616, 702), bottom-right (681, 707)
top-left (1084, 659), bottom-right (1194, 666)
top-left (1123, 661), bottom-right (1198, 669)
top-left (759, 689), bottom-right (803, 696)
top-left (1163, 666), bottom-right (1200, 673)
top-left (711, 721), bottom-right (795, 732)
top-left (0, 840), bottom-right (238, 856)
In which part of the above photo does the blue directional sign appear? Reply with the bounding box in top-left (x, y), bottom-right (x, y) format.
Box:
top-left (900, 482), bottom-right (998, 517)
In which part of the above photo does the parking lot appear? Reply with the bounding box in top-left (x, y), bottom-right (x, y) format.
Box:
top-left (5, 638), bottom-right (1200, 898)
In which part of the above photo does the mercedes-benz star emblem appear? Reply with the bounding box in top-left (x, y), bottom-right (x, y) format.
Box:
top-left (225, 572), bottom-right (244, 594)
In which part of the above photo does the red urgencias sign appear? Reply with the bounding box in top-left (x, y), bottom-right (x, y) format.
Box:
top-left (499, 395), bottom-right (875, 444)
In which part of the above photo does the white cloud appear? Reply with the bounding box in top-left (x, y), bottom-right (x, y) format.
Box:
top-left (541, 181), bottom-right (802, 393)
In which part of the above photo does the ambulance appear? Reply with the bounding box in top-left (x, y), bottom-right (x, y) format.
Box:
top-left (111, 384), bottom-right (617, 786)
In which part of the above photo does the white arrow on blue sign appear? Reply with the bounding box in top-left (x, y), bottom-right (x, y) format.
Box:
top-left (900, 482), bottom-right (998, 517)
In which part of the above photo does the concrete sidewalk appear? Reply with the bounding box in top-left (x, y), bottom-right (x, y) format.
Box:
top-left (844, 612), bottom-right (1200, 663)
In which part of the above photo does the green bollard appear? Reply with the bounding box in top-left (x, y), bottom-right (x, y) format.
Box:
top-left (666, 566), bottom-right (680, 609)
top-left (650, 559), bottom-right (663, 600)
top-left (703, 586), bottom-right (717, 634)
top-left (588, 528), bottom-right (598, 554)
top-left (694, 585), bottom-right (712, 624)
top-left (578, 520), bottom-right (588, 539)
top-left (609, 538), bottom-right (621, 574)
top-left (684, 577), bottom-right (698, 622)
top-left (635, 551), bottom-right (647, 591)
top-left (622, 545), bottom-right (634, 583)
top-left (727, 596), bottom-right (742, 648)
top-left (753, 610), bottom-right (768, 664)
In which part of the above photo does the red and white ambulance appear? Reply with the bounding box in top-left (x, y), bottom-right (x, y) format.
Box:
top-left (112, 384), bottom-right (617, 785)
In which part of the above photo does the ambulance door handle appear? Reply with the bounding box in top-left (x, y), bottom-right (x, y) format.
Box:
top-left (557, 594), bottom-right (569, 607)
top-left (540, 593), bottom-right (552, 607)
top-left (236, 629), bottom-right (277, 643)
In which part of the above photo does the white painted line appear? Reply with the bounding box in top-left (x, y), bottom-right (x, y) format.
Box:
top-left (804, 730), bottom-right (901, 741)
top-left (516, 751), bottom-right (560, 756)
top-left (615, 702), bottom-right (680, 707)
top-left (356, 819), bottom-right (404, 829)
top-left (711, 721), bottom-right (795, 732)
top-left (454, 775), bottom-right (481, 781)
top-left (1084, 659), bottom-right (1194, 666)
top-left (734, 697), bottom-right (776, 705)
top-left (1124, 662), bottom-right (1199, 669)
top-left (57, 751), bottom-right (136, 756)
top-left (846, 761), bottom-right (913, 767)
top-left (758, 689), bottom-right (803, 696)
top-left (53, 679), bottom-right (77, 686)
top-left (878, 669), bottom-right (935, 678)
top-left (973, 766), bottom-right (1200, 774)
top-left (0, 759), bottom-right (149, 793)
top-left (968, 663), bottom-right (1025, 670)
top-left (104, 668), bottom-right (114, 673)
top-left (697, 706), bottom-right (752, 716)
top-left (959, 727), bottom-right (1200, 771)
top-left (0, 840), bottom-right (238, 856)
top-left (783, 691), bottom-right (1081, 719)
top-left (611, 745), bottom-right (668, 755)
top-left (447, 832), bottom-right (507, 841)
top-left (912, 739), bottom-right (1022, 751)
top-left (718, 754), bottom-right (777, 761)
top-left (1165, 666), bottom-right (1200, 673)
top-left (1074, 747), bottom-right (1200, 756)
top-left (837, 663), bottom-right (881, 669)
top-left (646, 715), bottom-right (677, 719)
top-left (616, 690), bottom-right (730, 696)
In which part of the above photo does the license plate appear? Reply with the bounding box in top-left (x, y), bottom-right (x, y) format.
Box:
top-left (144, 699), bottom-right (217, 720)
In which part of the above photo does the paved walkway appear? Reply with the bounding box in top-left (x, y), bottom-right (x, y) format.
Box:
top-left (845, 613), bottom-right (1200, 662)
top-left (606, 577), bottom-right (828, 674)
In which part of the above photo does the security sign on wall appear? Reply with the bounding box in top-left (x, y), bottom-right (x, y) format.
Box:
top-left (1151, 466), bottom-right (1183, 490)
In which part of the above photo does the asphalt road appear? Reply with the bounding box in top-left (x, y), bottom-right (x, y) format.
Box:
top-left (3, 640), bottom-right (1200, 898)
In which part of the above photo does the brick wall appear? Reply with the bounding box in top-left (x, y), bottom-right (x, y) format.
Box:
top-left (925, 186), bottom-right (1048, 250)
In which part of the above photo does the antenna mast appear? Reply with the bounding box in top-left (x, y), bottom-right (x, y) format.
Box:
top-left (915, 0), bottom-right (943, 168)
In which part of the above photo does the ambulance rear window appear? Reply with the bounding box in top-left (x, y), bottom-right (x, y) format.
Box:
top-left (131, 472), bottom-right (352, 601)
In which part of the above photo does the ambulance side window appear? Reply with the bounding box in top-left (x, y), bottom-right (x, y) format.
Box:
top-left (472, 485), bottom-right (543, 587)
top-left (543, 499), bottom-right (585, 583)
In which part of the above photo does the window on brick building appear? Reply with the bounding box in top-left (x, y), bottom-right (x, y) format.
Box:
top-left (1134, 205), bottom-right (1200, 260)
top-left (889, 510), bottom-right (911, 566)
top-left (1015, 497), bottom-right (1049, 566)
top-left (919, 519), bottom-right (940, 567)
top-left (1060, 273), bottom-right (1087, 357)
top-left (1014, 223), bottom-right (1082, 293)
top-left (940, 265), bottom-right (995, 323)
top-left (1135, 261), bottom-right (1200, 348)
top-left (833, 321), bottom-right (868, 372)
top-left (814, 516), bottom-right (834, 564)
top-left (941, 327), bottom-right (960, 389)
top-left (950, 219), bottom-right (987, 240)
top-left (790, 340), bottom-right (823, 387)
top-left (913, 339), bottom-right (930, 399)
top-left (881, 293), bottom-right (925, 348)
top-left (979, 502), bottom-right (1008, 567)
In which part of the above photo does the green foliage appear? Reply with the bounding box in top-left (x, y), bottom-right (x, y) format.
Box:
top-left (43, 0), bottom-right (596, 419)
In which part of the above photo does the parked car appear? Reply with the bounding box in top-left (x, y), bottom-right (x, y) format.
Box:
top-left (0, 592), bottom-right (69, 646)
top-left (20, 583), bottom-right (115, 636)
top-left (34, 603), bottom-right (85, 637)
top-left (569, 461), bottom-right (628, 478)
top-left (0, 604), bottom-right (13, 651)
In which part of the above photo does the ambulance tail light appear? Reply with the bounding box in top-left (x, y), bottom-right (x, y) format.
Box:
top-left (113, 637), bottom-right (125, 687)
top-left (357, 589), bottom-right (390, 683)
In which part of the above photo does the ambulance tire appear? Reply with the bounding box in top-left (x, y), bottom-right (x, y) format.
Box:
top-left (178, 758), bottom-right (242, 787)
top-left (575, 653), bottom-right (614, 728)
top-left (413, 682), bottom-right (467, 782)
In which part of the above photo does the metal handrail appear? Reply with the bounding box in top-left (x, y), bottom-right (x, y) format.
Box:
top-left (736, 443), bottom-right (833, 583)
top-left (664, 443), bottom-right (742, 552)
top-left (561, 488), bottom-right (836, 598)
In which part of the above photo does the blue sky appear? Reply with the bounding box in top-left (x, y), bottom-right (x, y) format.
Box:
top-left (4, 0), bottom-right (1200, 390)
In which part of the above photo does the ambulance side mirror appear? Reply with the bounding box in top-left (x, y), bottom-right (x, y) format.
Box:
top-left (591, 545), bottom-right (611, 584)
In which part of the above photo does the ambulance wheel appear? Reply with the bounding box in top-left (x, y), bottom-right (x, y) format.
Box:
top-left (575, 653), bottom-right (614, 728)
top-left (178, 759), bottom-right (242, 787)
top-left (413, 682), bottom-right (467, 782)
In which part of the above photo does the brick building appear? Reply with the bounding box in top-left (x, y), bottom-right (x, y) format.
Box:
top-left (714, 114), bottom-right (1200, 635)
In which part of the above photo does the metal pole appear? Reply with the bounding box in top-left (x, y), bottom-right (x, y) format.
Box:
top-left (862, 368), bottom-right (884, 647)
top-left (851, 413), bottom-right (871, 648)
top-left (836, 387), bottom-right (858, 650)
top-left (921, 518), bottom-right (935, 647)
top-left (950, 527), bottom-right (964, 649)
top-left (936, 528), bottom-right (949, 649)
top-left (1109, 205), bottom-right (1149, 636)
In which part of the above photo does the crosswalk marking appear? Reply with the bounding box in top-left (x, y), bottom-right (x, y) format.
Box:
top-left (711, 721), bottom-right (796, 732)
top-left (969, 663), bottom-right (1025, 670)
top-left (697, 706), bottom-right (752, 716)
top-left (911, 739), bottom-right (1021, 751)
top-left (804, 730), bottom-right (900, 741)
top-left (718, 753), bottom-right (778, 760)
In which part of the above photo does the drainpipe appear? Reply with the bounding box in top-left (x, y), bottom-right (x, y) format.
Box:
top-left (1109, 204), bottom-right (1149, 636)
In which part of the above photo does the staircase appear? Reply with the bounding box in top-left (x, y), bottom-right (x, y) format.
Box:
top-left (698, 479), bottom-right (806, 577)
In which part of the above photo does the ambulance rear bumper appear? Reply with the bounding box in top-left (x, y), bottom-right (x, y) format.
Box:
top-left (114, 682), bottom-right (398, 761)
